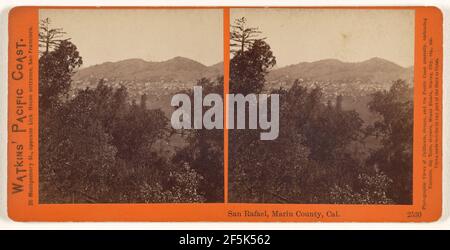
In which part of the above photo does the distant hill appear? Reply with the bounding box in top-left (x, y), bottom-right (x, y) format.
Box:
top-left (267, 57), bottom-right (413, 86)
top-left (73, 56), bottom-right (223, 82)
top-left (74, 57), bottom-right (412, 86)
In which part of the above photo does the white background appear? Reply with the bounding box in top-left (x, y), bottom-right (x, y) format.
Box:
top-left (0, 0), bottom-right (448, 230)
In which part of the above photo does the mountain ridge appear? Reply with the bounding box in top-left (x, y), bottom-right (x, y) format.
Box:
top-left (73, 56), bottom-right (413, 85)
top-left (267, 57), bottom-right (413, 85)
top-left (73, 56), bottom-right (223, 82)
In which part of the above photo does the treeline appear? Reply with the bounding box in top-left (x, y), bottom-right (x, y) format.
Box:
top-left (39, 19), bottom-right (223, 203)
top-left (228, 17), bottom-right (413, 204)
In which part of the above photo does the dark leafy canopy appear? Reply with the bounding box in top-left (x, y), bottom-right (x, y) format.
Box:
top-left (367, 80), bottom-right (413, 204)
top-left (229, 17), bottom-right (412, 204)
top-left (39, 40), bottom-right (82, 110)
top-left (39, 17), bottom-right (68, 54)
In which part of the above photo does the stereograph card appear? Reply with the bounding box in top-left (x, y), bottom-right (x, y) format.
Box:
top-left (7, 6), bottom-right (443, 222)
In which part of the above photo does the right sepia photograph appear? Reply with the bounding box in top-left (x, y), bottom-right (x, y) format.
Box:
top-left (228, 8), bottom-right (415, 204)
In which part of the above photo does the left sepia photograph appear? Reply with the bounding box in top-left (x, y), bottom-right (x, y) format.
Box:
top-left (38, 9), bottom-right (224, 204)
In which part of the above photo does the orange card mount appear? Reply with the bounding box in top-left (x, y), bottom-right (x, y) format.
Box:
top-left (8, 6), bottom-right (442, 222)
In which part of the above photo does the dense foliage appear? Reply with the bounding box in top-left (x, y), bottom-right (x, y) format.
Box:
top-left (228, 18), bottom-right (413, 204)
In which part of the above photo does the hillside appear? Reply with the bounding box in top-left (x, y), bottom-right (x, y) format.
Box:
top-left (73, 57), bottom-right (223, 82)
top-left (267, 57), bottom-right (413, 86)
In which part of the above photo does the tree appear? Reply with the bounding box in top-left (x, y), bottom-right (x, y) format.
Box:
top-left (229, 122), bottom-right (313, 203)
top-left (37, 19), bottom-right (208, 204)
top-left (140, 163), bottom-right (205, 203)
top-left (173, 78), bottom-right (224, 202)
top-left (40, 81), bottom-right (205, 203)
top-left (228, 74), bottom-right (374, 203)
top-left (39, 18), bottom-right (82, 110)
top-left (111, 100), bottom-right (169, 161)
top-left (39, 40), bottom-right (82, 110)
top-left (330, 171), bottom-right (394, 204)
top-left (140, 93), bottom-right (148, 109)
top-left (39, 18), bottom-right (68, 55)
top-left (229, 17), bottom-right (275, 95)
top-left (230, 40), bottom-right (276, 95)
top-left (230, 17), bottom-right (264, 53)
top-left (229, 19), bottom-right (308, 203)
top-left (227, 17), bottom-right (397, 204)
top-left (303, 99), bottom-right (364, 163)
top-left (367, 79), bottom-right (413, 204)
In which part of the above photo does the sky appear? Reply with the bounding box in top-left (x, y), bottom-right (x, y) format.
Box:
top-left (40, 9), bottom-right (414, 69)
top-left (40, 9), bottom-right (224, 67)
top-left (231, 9), bottom-right (415, 68)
